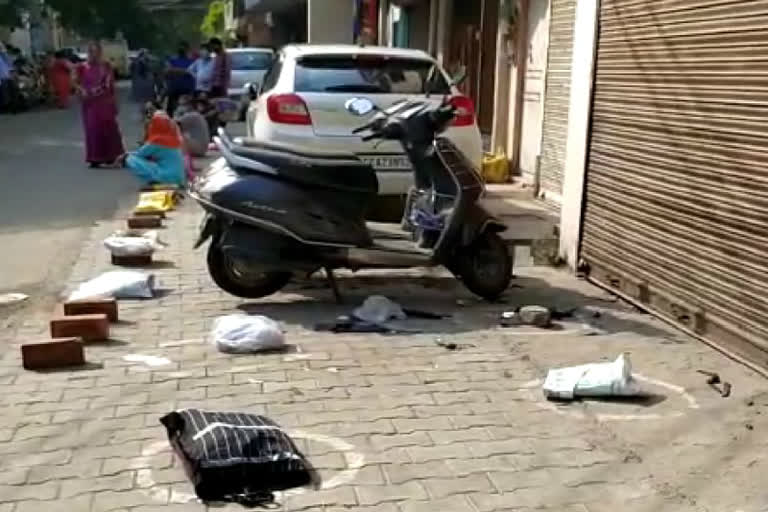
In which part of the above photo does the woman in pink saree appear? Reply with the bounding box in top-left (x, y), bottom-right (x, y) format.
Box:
top-left (77, 41), bottom-right (124, 167)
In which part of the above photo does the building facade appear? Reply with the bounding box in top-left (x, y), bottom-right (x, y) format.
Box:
top-left (508, 0), bottom-right (768, 371)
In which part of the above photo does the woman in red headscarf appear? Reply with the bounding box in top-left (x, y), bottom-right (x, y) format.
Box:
top-left (119, 110), bottom-right (185, 187)
top-left (51, 50), bottom-right (72, 108)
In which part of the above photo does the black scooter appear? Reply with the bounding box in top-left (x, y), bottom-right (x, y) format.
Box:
top-left (190, 98), bottom-right (513, 301)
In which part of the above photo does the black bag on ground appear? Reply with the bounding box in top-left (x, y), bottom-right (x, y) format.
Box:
top-left (160, 409), bottom-right (316, 503)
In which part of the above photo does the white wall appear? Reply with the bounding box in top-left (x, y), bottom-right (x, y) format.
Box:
top-left (308, 0), bottom-right (354, 44)
top-left (559, 0), bottom-right (599, 268)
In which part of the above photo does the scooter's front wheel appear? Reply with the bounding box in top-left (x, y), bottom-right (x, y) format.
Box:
top-left (452, 232), bottom-right (513, 300)
top-left (207, 244), bottom-right (292, 299)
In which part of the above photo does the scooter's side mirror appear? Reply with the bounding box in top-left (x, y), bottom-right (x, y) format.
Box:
top-left (245, 82), bottom-right (259, 101)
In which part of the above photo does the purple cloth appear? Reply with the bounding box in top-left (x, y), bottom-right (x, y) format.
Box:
top-left (78, 62), bottom-right (124, 164)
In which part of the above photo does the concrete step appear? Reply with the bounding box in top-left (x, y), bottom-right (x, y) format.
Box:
top-left (482, 184), bottom-right (561, 267)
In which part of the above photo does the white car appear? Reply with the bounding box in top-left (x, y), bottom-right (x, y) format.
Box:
top-left (245, 45), bottom-right (483, 197)
top-left (227, 47), bottom-right (275, 116)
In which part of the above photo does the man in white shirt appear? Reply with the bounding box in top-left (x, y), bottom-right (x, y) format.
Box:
top-left (187, 43), bottom-right (215, 95)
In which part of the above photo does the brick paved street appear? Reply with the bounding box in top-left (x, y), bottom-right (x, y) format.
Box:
top-left (1, 197), bottom-right (767, 512)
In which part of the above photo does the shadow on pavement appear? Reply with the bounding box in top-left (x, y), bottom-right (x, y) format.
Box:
top-left (232, 274), bottom-right (672, 339)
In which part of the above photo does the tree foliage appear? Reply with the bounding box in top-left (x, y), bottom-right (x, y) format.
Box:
top-left (0, 0), bottom-right (29, 27)
top-left (46, 0), bottom-right (161, 47)
top-left (0, 0), bottom-right (206, 53)
top-left (200, 0), bottom-right (226, 39)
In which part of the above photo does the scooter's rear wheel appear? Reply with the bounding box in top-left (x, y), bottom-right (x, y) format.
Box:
top-left (453, 232), bottom-right (513, 300)
top-left (207, 244), bottom-right (292, 299)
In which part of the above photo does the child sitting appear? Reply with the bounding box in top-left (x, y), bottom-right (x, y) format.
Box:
top-left (119, 111), bottom-right (186, 187)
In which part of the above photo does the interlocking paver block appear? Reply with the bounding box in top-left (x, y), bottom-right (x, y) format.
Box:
top-left (14, 495), bottom-right (92, 512)
top-left (424, 473), bottom-right (496, 498)
top-left (356, 481), bottom-right (428, 505)
top-left (392, 417), bottom-right (453, 433)
top-left (369, 431), bottom-right (433, 450)
top-left (283, 487), bottom-right (358, 510)
top-left (0, 468), bottom-right (28, 485)
top-left (92, 488), bottom-right (169, 511)
top-left (383, 461), bottom-right (454, 484)
top-left (27, 462), bottom-right (101, 484)
top-left (401, 496), bottom-right (476, 512)
top-left (60, 473), bottom-right (134, 498)
top-left (0, 481), bottom-right (59, 502)
top-left (429, 427), bottom-right (491, 445)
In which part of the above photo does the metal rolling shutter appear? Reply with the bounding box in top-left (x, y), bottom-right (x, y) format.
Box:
top-left (539, 0), bottom-right (577, 206)
top-left (581, 0), bottom-right (768, 368)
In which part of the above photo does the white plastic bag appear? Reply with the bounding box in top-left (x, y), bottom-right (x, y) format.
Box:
top-left (211, 314), bottom-right (285, 354)
top-left (353, 296), bottom-right (407, 325)
top-left (104, 231), bottom-right (164, 257)
top-left (542, 353), bottom-right (640, 400)
top-left (69, 271), bottom-right (155, 301)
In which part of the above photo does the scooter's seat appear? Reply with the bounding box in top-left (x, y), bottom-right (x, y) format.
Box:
top-left (230, 137), bottom-right (379, 194)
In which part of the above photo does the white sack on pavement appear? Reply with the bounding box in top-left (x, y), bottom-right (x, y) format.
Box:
top-left (353, 296), bottom-right (407, 325)
top-left (69, 271), bottom-right (155, 300)
top-left (542, 353), bottom-right (641, 400)
top-left (104, 230), bottom-right (165, 257)
top-left (211, 314), bottom-right (285, 354)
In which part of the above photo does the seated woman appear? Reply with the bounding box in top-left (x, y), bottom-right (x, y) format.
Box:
top-left (119, 111), bottom-right (185, 187)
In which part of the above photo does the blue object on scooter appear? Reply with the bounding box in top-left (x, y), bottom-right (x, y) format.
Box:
top-left (410, 208), bottom-right (444, 232)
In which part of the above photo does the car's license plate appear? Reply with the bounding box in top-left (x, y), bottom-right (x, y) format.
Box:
top-left (360, 155), bottom-right (411, 170)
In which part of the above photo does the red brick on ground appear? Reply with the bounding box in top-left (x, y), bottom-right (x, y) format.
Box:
top-left (127, 216), bottom-right (162, 229)
top-left (21, 338), bottom-right (85, 370)
top-left (50, 314), bottom-right (109, 342)
top-left (63, 297), bottom-right (118, 322)
top-left (133, 210), bottom-right (166, 218)
top-left (111, 254), bottom-right (153, 267)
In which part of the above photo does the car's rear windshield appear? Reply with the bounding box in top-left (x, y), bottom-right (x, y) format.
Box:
top-left (294, 55), bottom-right (450, 95)
top-left (230, 51), bottom-right (273, 71)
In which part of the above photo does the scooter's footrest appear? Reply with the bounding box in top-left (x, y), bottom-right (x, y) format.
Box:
top-left (366, 222), bottom-right (412, 241)
top-left (371, 238), bottom-right (430, 255)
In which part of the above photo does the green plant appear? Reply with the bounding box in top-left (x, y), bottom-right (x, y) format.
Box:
top-left (201, 0), bottom-right (227, 39)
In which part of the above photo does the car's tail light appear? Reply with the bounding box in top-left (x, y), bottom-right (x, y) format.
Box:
top-left (267, 94), bottom-right (312, 125)
top-left (449, 95), bottom-right (476, 127)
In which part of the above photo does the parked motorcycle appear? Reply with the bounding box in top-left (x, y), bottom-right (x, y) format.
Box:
top-left (190, 98), bottom-right (513, 301)
top-left (11, 57), bottom-right (46, 110)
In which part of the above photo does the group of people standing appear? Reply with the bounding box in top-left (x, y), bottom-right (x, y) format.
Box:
top-left (0, 43), bottom-right (75, 113)
top-left (78, 38), bottom-right (232, 188)
top-left (130, 38), bottom-right (232, 117)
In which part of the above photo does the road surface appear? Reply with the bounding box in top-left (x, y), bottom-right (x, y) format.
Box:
top-left (0, 84), bottom-right (140, 325)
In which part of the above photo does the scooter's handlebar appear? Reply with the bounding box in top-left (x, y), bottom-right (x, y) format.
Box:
top-left (354, 99), bottom-right (456, 144)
